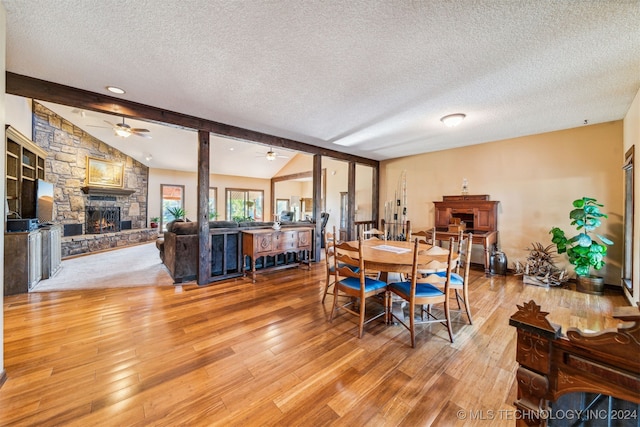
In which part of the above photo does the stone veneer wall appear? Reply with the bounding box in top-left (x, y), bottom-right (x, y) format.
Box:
top-left (61, 229), bottom-right (159, 258)
top-left (32, 102), bottom-right (149, 232)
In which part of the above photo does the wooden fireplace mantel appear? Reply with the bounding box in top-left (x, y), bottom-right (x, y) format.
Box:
top-left (81, 186), bottom-right (136, 196)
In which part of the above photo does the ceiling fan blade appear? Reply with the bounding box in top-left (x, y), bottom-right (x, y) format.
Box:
top-left (132, 131), bottom-right (152, 139)
top-left (104, 120), bottom-right (116, 127)
top-left (130, 128), bottom-right (150, 133)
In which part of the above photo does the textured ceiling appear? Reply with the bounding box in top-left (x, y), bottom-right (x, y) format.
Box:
top-left (3, 0), bottom-right (640, 176)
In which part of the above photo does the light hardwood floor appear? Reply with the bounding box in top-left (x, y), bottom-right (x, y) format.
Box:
top-left (1, 262), bottom-right (629, 426)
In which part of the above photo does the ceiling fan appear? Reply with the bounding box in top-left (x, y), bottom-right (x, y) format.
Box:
top-left (96, 117), bottom-right (151, 138)
top-left (258, 148), bottom-right (289, 161)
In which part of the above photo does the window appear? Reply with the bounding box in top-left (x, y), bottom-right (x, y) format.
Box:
top-left (276, 199), bottom-right (290, 217)
top-left (209, 187), bottom-right (218, 220)
top-left (226, 188), bottom-right (263, 222)
top-left (160, 184), bottom-right (185, 231)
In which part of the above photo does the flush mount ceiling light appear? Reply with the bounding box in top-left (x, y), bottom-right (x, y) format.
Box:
top-left (440, 113), bottom-right (466, 127)
top-left (106, 86), bottom-right (126, 95)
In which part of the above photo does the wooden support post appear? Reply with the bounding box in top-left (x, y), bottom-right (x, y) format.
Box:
top-left (347, 162), bottom-right (356, 240)
top-left (197, 130), bottom-right (211, 285)
top-left (312, 154), bottom-right (322, 261)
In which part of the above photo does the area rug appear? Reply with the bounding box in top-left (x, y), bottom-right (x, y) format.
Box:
top-left (32, 242), bottom-right (178, 292)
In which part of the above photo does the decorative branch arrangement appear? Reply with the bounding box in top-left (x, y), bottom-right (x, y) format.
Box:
top-left (514, 242), bottom-right (568, 287)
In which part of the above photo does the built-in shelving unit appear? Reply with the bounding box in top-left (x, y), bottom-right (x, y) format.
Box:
top-left (5, 125), bottom-right (47, 218)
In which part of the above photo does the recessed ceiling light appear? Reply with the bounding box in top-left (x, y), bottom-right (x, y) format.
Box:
top-left (440, 113), bottom-right (466, 127)
top-left (229, 147), bottom-right (235, 151)
top-left (106, 86), bottom-right (126, 95)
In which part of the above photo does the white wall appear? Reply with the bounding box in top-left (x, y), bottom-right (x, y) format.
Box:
top-left (1, 0), bottom-right (7, 381)
top-left (5, 94), bottom-right (31, 138)
top-left (623, 87), bottom-right (640, 304)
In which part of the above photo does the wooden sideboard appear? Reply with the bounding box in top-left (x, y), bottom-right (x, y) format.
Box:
top-left (242, 227), bottom-right (313, 282)
top-left (433, 195), bottom-right (499, 274)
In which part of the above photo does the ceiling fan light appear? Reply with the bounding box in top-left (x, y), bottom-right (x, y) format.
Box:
top-left (440, 113), bottom-right (466, 127)
top-left (266, 151), bottom-right (277, 161)
top-left (115, 128), bottom-right (131, 138)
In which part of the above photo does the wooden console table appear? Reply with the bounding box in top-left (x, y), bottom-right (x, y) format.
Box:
top-left (242, 227), bottom-right (313, 283)
top-left (433, 195), bottom-right (499, 274)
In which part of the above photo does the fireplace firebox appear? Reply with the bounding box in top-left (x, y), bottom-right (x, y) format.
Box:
top-left (85, 206), bottom-right (121, 234)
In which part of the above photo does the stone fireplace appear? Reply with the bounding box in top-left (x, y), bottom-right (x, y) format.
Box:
top-left (32, 102), bottom-right (158, 258)
top-left (85, 206), bottom-right (121, 234)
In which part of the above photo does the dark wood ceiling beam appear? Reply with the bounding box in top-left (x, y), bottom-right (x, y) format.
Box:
top-left (6, 72), bottom-right (378, 167)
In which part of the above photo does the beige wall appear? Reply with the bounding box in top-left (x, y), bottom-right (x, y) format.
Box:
top-left (323, 158), bottom-right (349, 233)
top-left (274, 153), bottom-right (313, 177)
top-left (381, 121), bottom-right (624, 285)
top-left (623, 88), bottom-right (640, 304)
top-left (148, 168), bottom-right (271, 223)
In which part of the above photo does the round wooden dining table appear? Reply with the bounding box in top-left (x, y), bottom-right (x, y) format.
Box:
top-left (349, 238), bottom-right (455, 281)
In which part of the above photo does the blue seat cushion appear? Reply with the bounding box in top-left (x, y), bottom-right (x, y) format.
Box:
top-left (389, 281), bottom-right (444, 298)
top-left (430, 271), bottom-right (464, 285)
top-left (339, 276), bottom-right (386, 292)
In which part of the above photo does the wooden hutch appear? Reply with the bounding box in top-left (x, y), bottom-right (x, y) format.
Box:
top-left (432, 194), bottom-right (499, 274)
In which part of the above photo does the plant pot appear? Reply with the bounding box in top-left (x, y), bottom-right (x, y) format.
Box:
top-left (576, 275), bottom-right (604, 296)
top-left (150, 223), bottom-right (158, 228)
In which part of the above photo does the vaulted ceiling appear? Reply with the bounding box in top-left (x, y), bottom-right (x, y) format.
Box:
top-left (3, 1), bottom-right (639, 177)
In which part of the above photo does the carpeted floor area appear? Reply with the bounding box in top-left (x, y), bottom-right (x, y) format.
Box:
top-left (32, 242), bottom-right (178, 291)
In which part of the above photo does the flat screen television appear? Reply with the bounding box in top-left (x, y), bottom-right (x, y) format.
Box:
top-left (36, 179), bottom-right (54, 224)
top-left (22, 179), bottom-right (54, 224)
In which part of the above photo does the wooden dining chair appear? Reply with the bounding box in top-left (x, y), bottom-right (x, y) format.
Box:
top-left (387, 237), bottom-right (456, 347)
top-left (361, 227), bottom-right (385, 240)
top-left (413, 227), bottom-right (438, 246)
top-left (330, 237), bottom-right (388, 338)
top-left (433, 232), bottom-right (473, 324)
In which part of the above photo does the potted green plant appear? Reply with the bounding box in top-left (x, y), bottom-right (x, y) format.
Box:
top-left (167, 206), bottom-right (186, 221)
top-left (150, 217), bottom-right (160, 228)
top-left (549, 197), bottom-right (613, 295)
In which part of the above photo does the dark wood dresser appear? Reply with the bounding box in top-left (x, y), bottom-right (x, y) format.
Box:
top-left (432, 195), bottom-right (499, 274)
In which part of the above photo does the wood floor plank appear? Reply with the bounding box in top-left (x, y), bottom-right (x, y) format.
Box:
top-left (0, 261), bottom-right (631, 425)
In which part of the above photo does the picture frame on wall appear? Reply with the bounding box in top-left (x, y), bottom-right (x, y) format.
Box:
top-left (86, 157), bottom-right (124, 188)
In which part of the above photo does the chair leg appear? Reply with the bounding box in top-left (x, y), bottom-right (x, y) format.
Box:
top-left (329, 287), bottom-right (339, 322)
top-left (409, 302), bottom-right (416, 348)
top-left (444, 298), bottom-right (454, 343)
top-left (322, 275), bottom-right (333, 303)
top-left (454, 289), bottom-right (462, 310)
top-left (461, 288), bottom-right (473, 324)
top-left (358, 296), bottom-right (366, 338)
